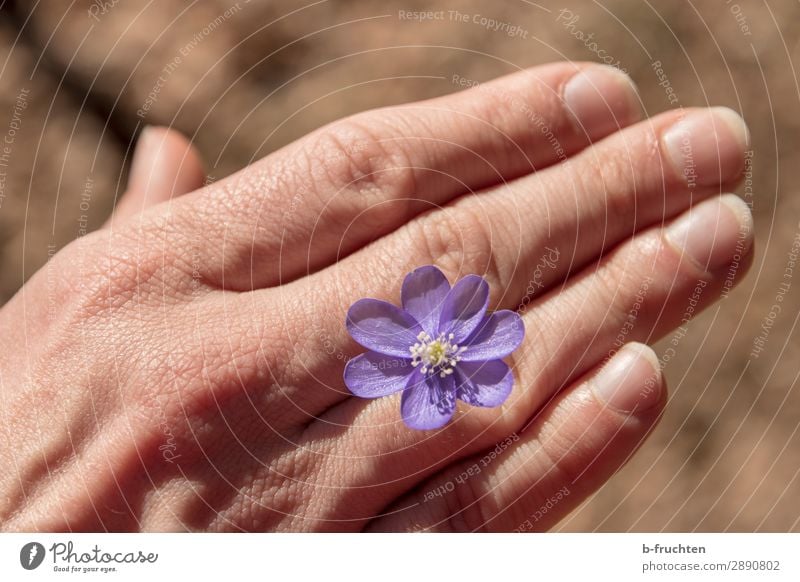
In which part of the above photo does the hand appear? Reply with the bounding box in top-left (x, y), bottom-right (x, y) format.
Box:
top-left (0, 62), bottom-right (751, 531)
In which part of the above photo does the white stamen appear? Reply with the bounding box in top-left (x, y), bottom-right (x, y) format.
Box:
top-left (409, 331), bottom-right (465, 378)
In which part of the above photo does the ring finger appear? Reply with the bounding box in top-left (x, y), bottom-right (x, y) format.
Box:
top-left (275, 106), bottom-right (749, 420)
top-left (293, 194), bottom-right (753, 526)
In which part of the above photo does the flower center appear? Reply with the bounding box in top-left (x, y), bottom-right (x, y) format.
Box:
top-left (410, 331), bottom-right (465, 378)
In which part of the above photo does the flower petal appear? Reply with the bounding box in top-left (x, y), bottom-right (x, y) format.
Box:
top-left (438, 274), bottom-right (490, 343)
top-left (401, 265), bottom-right (450, 334)
top-left (346, 299), bottom-right (422, 357)
top-left (401, 371), bottom-right (456, 430)
top-left (460, 310), bottom-right (525, 362)
top-left (455, 360), bottom-right (514, 407)
top-left (344, 352), bottom-right (416, 398)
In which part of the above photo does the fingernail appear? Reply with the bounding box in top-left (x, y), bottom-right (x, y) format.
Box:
top-left (129, 126), bottom-right (157, 188)
top-left (592, 343), bottom-right (662, 414)
top-left (563, 66), bottom-right (641, 138)
top-left (662, 107), bottom-right (750, 187)
top-left (665, 194), bottom-right (754, 272)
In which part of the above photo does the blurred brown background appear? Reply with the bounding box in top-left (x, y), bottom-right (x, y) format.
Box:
top-left (0, 0), bottom-right (797, 531)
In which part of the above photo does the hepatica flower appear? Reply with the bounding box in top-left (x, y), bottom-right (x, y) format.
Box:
top-left (344, 266), bottom-right (524, 430)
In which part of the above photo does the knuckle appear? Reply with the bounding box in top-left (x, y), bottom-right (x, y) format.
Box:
top-left (413, 202), bottom-right (506, 291)
top-left (222, 452), bottom-right (313, 529)
top-left (572, 147), bottom-right (636, 222)
top-left (532, 429), bottom-right (586, 504)
top-left (590, 236), bottom-right (666, 328)
top-left (302, 113), bottom-right (418, 217)
top-left (437, 465), bottom-right (495, 532)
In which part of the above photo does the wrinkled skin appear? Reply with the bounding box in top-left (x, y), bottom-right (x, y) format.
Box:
top-left (0, 62), bottom-right (752, 531)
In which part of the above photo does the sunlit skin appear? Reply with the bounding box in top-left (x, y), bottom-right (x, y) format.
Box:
top-left (0, 62), bottom-right (751, 531)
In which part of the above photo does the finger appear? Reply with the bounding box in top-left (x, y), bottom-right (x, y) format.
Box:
top-left (289, 195), bottom-right (752, 524)
top-left (368, 343), bottom-right (665, 532)
top-left (306, 107), bottom-right (750, 318)
top-left (282, 106), bottom-right (747, 415)
top-left (176, 62), bottom-right (641, 289)
top-left (105, 126), bottom-right (205, 228)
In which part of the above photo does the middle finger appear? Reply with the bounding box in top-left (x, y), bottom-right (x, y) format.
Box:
top-left (291, 106), bottom-right (749, 386)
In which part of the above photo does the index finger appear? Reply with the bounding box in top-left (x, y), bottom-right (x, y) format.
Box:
top-left (174, 62), bottom-right (640, 290)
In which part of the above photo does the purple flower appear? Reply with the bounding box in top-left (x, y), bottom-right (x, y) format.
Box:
top-left (344, 266), bottom-right (525, 430)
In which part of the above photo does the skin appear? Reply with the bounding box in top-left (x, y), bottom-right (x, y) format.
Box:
top-left (0, 62), bottom-right (753, 532)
